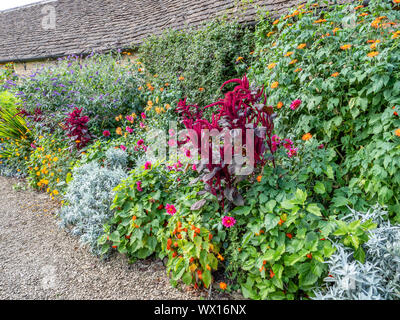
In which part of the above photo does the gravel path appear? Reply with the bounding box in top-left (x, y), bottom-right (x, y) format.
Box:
top-left (0, 176), bottom-right (204, 300)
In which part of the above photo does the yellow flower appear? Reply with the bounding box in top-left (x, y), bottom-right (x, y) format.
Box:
top-left (340, 44), bottom-right (352, 50)
top-left (284, 51), bottom-right (294, 57)
top-left (267, 63), bottom-right (276, 69)
top-left (271, 81), bottom-right (279, 89)
top-left (236, 56), bottom-right (244, 62)
top-left (53, 190), bottom-right (59, 195)
top-left (267, 31), bottom-right (275, 37)
top-left (297, 43), bottom-right (306, 49)
top-left (116, 127), bottom-right (122, 135)
top-left (294, 67), bottom-right (303, 72)
top-left (165, 104), bottom-right (171, 110)
top-left (302, 133), bottom-right (312, 141)
top-left (289, 59), bottom-right (298, 65)
top-left (53, 157), bottom-right (58, 162)
top-left (367, 51), bottom-right (379, 58)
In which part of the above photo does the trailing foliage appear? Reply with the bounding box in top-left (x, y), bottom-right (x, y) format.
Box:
top-left (250, 0), bottom-right (400, 219)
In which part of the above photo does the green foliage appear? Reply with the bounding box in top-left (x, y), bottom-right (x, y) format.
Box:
top-left (0, 91), bottom-right (32, 175)
top-left (138, 19), bottom-right (254, 107)
top-left (99, 163), bottom-right (186, 260)
top-left (0, 62), bottom-right (15, 85)
top-left (157, 188), bottom-right (224, 289)
top-left (250, 0), bottom-right (400, 218)
top-left (227, 166), bottom-right (337, 300)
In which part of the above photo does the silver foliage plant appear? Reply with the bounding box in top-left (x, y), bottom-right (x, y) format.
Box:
top-left (313, 205), bottom-right (400, 300)
top-left (58, 147), bottom-right (128, 256)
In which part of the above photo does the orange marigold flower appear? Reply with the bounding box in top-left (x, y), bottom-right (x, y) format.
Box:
top-left (394, 0), bottom-right (400, 4)
top-left (178, 76), bottom-right (184, 81)
top-left (272, 19), bottom-right (280, 25)
top-left (277, 101), bottom-right (283, 109)
top-left (314, 19), bottom-right (327, 23)
top-left (289, 59), bottom-right (298, 65)
top-left (116, 127), bottom-right (122, 135)
top-left (160, 87), bottom-right (164, 92)
top-left (297, 43), bottom-right (306, 49)
top-left (340, 44), bottom-right (352, 50)
top-left (268, 63), bottom-right (276, 69)
top-left (395, 128), bottom-right (400, 137)
top-left (393, 106), bottom-right (398, 116)
top-left (219, 282), bottom-right (227, 290)
top-left (284, 51), bottom-right (294, 57)
top-left (367, 51), bottom-right (379, 58)
top-left (236, 56), bottom-right (244, 62)
top-left (354, 5), bottom-right (364, 10)
top-left (199, 87), bottom-right (204, 92)
top-left (333, 27), bottom-right (340, 34)
top-left (294, 67), bottom-right (302, 72)
top-left (359, 13), bottom-right (368, 17)
top-left (331, 72), bottom-right (340, 77)
top-left (271, 81), bottom-right (279, 89)
top-left (256, 175), bottom-right (262, 182)
top-left (267, 31), bottom-right (275, 37)
top-left (302, 133), bottom-right (312, 141)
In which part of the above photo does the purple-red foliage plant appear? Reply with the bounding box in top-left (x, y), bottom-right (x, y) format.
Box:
top-left (176, 75), bottom-right (285, 211)
top-left (64, 107), bottom-right (92, 150)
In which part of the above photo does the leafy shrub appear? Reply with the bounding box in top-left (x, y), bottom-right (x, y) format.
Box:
top-left (138, 19), bottom-right (254, 107)
top-left (8, 52), bottom-right (146, 137)
top-left (250, 0), bottom-right (400, 218)
top-left (225, 165), bottom-right (337, 300)
top-left (0, 62), bottom-right (15, 86)
top-left (158, 187), bottom-right (225, 289)
top-left (99, 163), bottom-right (178, 260)
top-left (313, 205), bottom-right (400, 300)
top-left (58, 147), bottom-right (128, 255)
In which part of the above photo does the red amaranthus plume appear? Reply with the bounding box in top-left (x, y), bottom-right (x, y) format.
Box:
top-left (64, 107), bottom-right (92, 150)
top-left (176, 75), bottom-right (277, 210)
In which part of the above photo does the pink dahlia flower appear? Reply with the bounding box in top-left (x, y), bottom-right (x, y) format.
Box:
top-left (222, 216), bottom-right (236, 228)
top-left (290, 99), bottom-right (302, 110)
top-left (165, 204), bottom-right (177, 216)
top-left (103, 130), bottom-right (110, 137)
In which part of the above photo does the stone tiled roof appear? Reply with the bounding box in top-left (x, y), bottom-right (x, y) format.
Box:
top-left (0, 0), bottom-right (304, 63)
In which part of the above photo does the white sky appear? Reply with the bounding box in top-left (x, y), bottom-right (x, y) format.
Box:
top-left (0, 0), bottom-right (45, 11)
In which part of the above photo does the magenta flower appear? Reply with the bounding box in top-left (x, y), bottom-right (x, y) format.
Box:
top-left (185, 149), bottom-right (191, 157)
top-left (141, 112), bottom-right (146, 120)
top-left (103, 130), bottom-right (110, 137)
top-left (120, 145), bottom-right (127, 151)
top-left (287, 147), bottom-right (298, 158)
top-left (137, 139), bottom-right (144, 146)
top-left (318, 144), bottom-right (325, 149)
top-left (140, 122), bottom-right (145, 128)
top-left (192, 164), bottom-right (197, 171)
top-left (136, 181), bottom-right (143, 192)
top-left (165, 204), bottom-right (177, 216)
top-left (126, 126), bottom-right (133, 133)
top-left (222, 216), bottom-right (236, 228)
top-left (144, 161), bottom-right (152, 170)
top-left (168, 129), bottom-right (175, 136)
top-left (282, 138), bottom-right (293, 150)
top-left (126, 115), bottom-right (134, 122)
top-left (290, 99), bottom-right (302, 110)
top-left (30, 143), bottom-right (36, 149)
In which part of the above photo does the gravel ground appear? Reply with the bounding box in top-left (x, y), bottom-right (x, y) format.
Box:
top-left (0, 176), bottom-right (223, 300)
